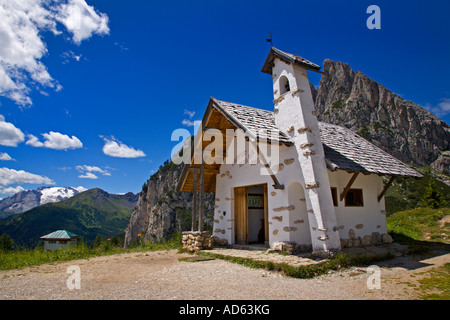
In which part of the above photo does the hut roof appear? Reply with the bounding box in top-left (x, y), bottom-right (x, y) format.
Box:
top-left (40, 230), bottom-right (80, 240)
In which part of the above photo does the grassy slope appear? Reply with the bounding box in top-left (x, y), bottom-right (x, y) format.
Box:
top-left (385, 166), bottom-right (450, 215)
top-left (387, 207), bottom-right (450, 245)
top-left (386, 207), bottom-right (450, 300)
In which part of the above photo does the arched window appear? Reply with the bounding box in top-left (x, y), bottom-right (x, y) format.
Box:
top-left (279, 75), bottom-right (290, 95)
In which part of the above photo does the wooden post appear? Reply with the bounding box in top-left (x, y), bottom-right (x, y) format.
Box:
top-left (191, 168), bottom-right (198, 231)
top-left (340, 172), bottom-right (359, 202)
top-left (263, 184), bottom-right (269, 247)
top-left (378, 176), bottom-right (395, 202)
top-left (199, 160), bottom-right (205, 232)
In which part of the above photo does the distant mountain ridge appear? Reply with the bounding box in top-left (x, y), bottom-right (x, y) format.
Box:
top-left (0, 188), bottom-right (138, 247)
top-left (0, 186), bottom-right (87, 219)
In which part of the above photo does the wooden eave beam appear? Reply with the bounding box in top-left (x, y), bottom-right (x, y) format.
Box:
top-left (378, 175), bottom-right (395, 202)
top-left (252, 139), bottom-right (284, 190)
top-left (340, 172), bottom-right (359, 202)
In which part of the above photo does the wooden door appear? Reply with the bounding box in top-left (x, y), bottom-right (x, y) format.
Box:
top-left (234, 187), bottom-right (248, 244)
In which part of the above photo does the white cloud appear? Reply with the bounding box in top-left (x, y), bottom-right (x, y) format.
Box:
top-left (182, 119), bottom-right (201, 127)
top-left (101, 136), bottom-right (146, 158)
top-left (55, 0), bottom-right (110, 45)
top-left (436, 99), bottom-right (450, 116)
top-left (0, 0), bottom-right (109, 106)
top-left (182, 109), bottom-right (201, 128)
top-left (0, 116), bottom-right (25, 146)
top-left (26, 134), bottom-right (45, 147)
top-left (78, 172), bottom-right (98, 179)
top-left (75, 165), bottom-right (110, 176)
top-left (61, 50), bottom-right (82, 64)
top-left (184, 109), bottom-right (196, 119)
top-left (0, 185), bottom-right (25, 195)
top-left (76, 164), bottom-right (110, 179)
top-left (0, 152), bottom-right (14, 161)
top-left (114, 41), bottom-right (129, 52)
top-left (26, 131), bottom-right (83, 150)
top-left (0, 167), bottom-right (55, 187)
top-left (424, 98), bottom-right (450, 117)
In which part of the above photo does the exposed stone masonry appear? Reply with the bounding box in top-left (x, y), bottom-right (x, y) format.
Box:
top-left (182, 231), bottom-right (212, 253)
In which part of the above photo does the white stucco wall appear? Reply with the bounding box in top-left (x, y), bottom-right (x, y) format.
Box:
top-left (43, 239), bottom-right (77, 251)
top-left (271, 58), bottom-right (341, 253)
top-left (328, 170), bottom-right (387, 240)
top-left (212, 144), bottom-right (387, 249)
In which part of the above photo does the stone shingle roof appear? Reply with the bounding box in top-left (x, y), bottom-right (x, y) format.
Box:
top-left (213, 98), bottom-right (422, 178)
top-left (261, 47), bottom-right (322, 75)
top-left (318, 122), bottom-right (422, 177)
top-left (212, 99), bottom-right (292, 144)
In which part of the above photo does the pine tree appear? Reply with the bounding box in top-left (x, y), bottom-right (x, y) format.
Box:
top-left (0, 233), bottom-right (15, 251)
top-left (420, 178), bottom-right (447, 209)
top-left (93, 234), bottom-right (104, 248)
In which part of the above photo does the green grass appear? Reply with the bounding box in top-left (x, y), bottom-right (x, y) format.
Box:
top-left (197, 251), bottom-right (394, 279)
top-left (0, 238), bottom-right (181, 271)
top-left (387, 208), bottom-right (449, 241)
top-left (386, 207), bottom-right (450, 299)
top-left (416, 263), bottom-right (450, 300)
top-left (387, 207), bottom-right (450, 255)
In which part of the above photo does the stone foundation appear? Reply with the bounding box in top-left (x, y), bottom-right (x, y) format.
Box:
top-left (265, 233), bottom-right (393, 256)
top-left (340, 232), bottom-right (393, 248)
top-left (182, 231), bottom-right (212, 253)
top-left (210, 235), bottom-right (229, 247)
top-left (266, 241), bottom-right (312, 255)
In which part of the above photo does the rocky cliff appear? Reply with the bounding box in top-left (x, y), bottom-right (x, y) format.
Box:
top-left (312, 59), bottom-right (450, 168)
top-left (123, 162), bottom-right (214, 247)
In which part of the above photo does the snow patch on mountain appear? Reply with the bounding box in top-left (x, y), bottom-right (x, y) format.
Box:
top-left (0, 186), bottom-right (87, 217)
top-left (39, 186), bottom-right (87, 205)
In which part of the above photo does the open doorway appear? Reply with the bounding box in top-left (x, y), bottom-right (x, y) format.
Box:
top-left (234, 184), bottom-right (268, 246)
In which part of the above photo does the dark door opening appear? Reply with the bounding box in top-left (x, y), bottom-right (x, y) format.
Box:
top-left (234, 184), bottom-right (268, 245)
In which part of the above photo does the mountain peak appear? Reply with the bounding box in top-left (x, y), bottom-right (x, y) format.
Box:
top-left (314, 59), bottom-right (450, 168)
top-left (0, 186), bottom-right (87, 218)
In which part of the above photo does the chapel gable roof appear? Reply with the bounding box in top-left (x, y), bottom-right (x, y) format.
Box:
top-left (213, 98), bottom-right (422, 178)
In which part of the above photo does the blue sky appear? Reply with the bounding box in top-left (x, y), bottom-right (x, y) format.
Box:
top-left (0, 0), bottom-right (449, 199)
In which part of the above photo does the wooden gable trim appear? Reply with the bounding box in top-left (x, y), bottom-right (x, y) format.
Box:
top-left (378, 175), bottom-right (395, 202)
top-left (340, 172), bottom-right (359, 202)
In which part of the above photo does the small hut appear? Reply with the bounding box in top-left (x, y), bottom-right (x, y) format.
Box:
top-left (40, 230), bottom-right (80, 251)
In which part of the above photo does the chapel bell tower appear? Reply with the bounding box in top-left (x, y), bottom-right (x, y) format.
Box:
top-left (261, 47), bottom-right (341, 255)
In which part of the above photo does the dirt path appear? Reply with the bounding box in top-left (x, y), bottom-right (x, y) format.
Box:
top-left (0, 249), bottom-right (448, 300)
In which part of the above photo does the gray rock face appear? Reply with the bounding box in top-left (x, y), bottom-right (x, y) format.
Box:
top-left (0, 190), bottom-right (41, 216)
top-left (313, 59), bottom-right (450, 170)
top-left (431, 151), bottom-right (450, 176)
top-left (123, 163), bottom-right (214, 247)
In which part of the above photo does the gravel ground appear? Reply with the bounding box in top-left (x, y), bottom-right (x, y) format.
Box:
top-left (0, 249), bottom-right (449, 300)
